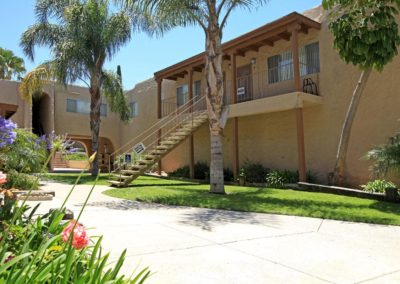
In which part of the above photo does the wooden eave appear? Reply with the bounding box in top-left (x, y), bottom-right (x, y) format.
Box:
top-left (154, 12), bottom-right (321, 81)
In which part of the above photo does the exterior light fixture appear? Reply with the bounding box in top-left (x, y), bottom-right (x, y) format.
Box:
top-left (251, 58), bottom-right (257, 65)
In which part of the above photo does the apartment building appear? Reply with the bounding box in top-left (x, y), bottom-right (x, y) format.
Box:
top-left (1, 6), bottom-right (399, 186)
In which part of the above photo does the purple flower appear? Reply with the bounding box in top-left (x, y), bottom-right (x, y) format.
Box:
top-left (0, 116), bottom-right (17, 149)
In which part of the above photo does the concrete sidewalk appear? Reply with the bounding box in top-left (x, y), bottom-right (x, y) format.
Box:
top-left (28, 182), bottom-right (400, 284)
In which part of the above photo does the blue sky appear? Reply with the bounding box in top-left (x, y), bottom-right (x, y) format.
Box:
top-left (0, 1), bottom-right (321, 89)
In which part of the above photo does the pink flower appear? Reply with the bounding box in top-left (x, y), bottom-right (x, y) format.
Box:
top-left (62, 220), bottom-right (89, 250)
top-left (0, 172), bottom-right (7, 185)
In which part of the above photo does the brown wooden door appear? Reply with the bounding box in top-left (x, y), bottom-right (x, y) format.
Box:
top-left (236, 64), bottom-right (252, 102)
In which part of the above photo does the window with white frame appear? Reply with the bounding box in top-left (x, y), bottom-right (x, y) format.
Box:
top-left (177, 84), bottom-right (189, 106)
top-left (130, 101), bottom-right (138, 117)
top-left (267, 42), bottom-right (320, 84)
top-left (300, 42), bottom-right (320, 76)
top-left (267, 50), bottom-right (294, 84)
top-left (66, 99), bottom-right (107, 117)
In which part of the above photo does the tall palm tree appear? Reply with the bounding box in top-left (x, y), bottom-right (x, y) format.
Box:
top-left (20, 0), bottom-right (132, 176)
top-left (122, 0), bottom-right (268, 194)
top-left (0, 47), bottom-right (26, 80)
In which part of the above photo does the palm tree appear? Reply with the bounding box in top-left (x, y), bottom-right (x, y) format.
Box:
top-left (20, 0), bottom-right (133, 176)
top-left (0, 47), bottom-right (26, 80)
top-left (122, 0), bottom-right (268, 194)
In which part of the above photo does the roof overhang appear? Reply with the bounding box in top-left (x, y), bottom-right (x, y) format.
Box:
top-left (154, 12), bottom-right (321, 81)
top-left (0, 103), bottom-right (18, 119)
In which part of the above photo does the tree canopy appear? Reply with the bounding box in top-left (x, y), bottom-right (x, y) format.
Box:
top-left (323, 0), bottom-right (400, 71)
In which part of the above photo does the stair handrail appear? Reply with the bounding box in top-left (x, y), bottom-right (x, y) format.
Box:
top-left (109, 95), bottom-right (207, 171)
top-left (110, 95), bottom-right (203, 158)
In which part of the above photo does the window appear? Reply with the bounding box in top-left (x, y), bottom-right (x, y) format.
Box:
top-left (66, 98), bottom-right (107, 117)
top-left (177, 85), bottom-right (189, 106)
top-left (268, 50), bottom-right (293, 84)
top-left (193, 80), bottom-right (201, 100)
top-left (300, 42), bottom-right (320, 76)
top-left (130, 102), bottom-right (138, 117)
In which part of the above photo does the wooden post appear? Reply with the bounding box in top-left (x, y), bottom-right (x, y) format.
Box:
top-left (291, 26), bottom-right (306, 182)
top-left (188, 69), bottom-right (195, 179)
top-left (230, 53), bottom-right (239, 178)
top-left (157, 78), bottom-right (162, 119)
top-left (156, 78), bottom-right (162, 175)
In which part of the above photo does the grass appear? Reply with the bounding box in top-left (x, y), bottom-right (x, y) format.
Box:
top-left (46, 174), bottom-right (400, 226)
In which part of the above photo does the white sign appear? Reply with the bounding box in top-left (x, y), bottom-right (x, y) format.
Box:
top-left (237, 87), bottom-right (245, 96)
top-left (133, 143), bottom-right (146, 155)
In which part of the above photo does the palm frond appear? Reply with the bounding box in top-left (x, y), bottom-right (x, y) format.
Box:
top-left (19, 63), bottom-right (54, 103)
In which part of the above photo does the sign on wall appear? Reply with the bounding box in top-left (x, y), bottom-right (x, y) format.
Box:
top-left (133, 143), bottom-right (146, 155)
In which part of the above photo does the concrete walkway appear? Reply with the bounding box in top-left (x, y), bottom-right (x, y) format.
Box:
top-left (28, 182), bottom-right (400, 284)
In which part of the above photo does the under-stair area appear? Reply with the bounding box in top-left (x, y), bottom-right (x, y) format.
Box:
top-left (108, 96), bottom-right (208, 187)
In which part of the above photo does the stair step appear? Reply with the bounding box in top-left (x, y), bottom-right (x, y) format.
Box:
top-left (156, 145), bottom-right (171, 150)
top-left (138, 160), bottom-right (155, 165)
top-left (121, 169), bottom-right (141, 175)
top-left (112, 175), bottom-right (132, 180)
top-left (161, 140), bottom-right (178, 145)
top-left (109, 180), bottom-right (125, 187)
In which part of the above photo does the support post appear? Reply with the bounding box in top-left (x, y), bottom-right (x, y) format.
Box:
top-left (156, 78), bottom-right (162, 175)
top-left (188, 69), bottom-right (195, 179)
top-left (157, 78), bottom-right (162, 119)
top-left (291, 26), bottom-right (306, 182)
top-left (230, 53), bottom-right (239, 178)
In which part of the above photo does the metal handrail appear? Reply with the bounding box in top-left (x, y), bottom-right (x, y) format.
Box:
top-left (109, 95), bottom-right (207, 173)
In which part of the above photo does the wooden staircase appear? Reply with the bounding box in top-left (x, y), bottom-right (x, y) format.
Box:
top-left (108, 96), bottom-right (207, 187)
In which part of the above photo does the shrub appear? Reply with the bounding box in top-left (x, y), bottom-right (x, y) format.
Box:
top-left (169, 162), bottom-right (210, 180)
top-left (266, 169), bottom-right (318, 188)
top-left (361, 179), bottom-right (397, 193)
top-left (194, 162), bottom-right (209, 180)
top-left (4, 170), bottom-right (39, 190)
top-left (65, 152), bottom-right (88, 161)
top-left (240, 161), bottom-right (269, 183)
top-left (2, 128), bottom-right (47, 173)
top-left (169, 165), bottom-right (190, 179)
top-left (223, 168), bottom-right (234, 182)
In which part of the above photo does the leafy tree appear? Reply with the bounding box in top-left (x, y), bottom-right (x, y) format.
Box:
top-left (20, 0), bottom-right (133, 175)
top-left (323, 0), bottom-right (400, 185)
top-left (0, 47), bottom-right (26, 80)
top-left (121, 0), bottom-right (269, 194)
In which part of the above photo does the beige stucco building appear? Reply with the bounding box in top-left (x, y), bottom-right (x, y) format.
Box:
top-left (1, 6), bottom-right (399, 187)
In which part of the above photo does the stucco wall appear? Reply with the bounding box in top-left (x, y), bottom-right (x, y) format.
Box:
top-left (156, 14), bottom-right (400, 187)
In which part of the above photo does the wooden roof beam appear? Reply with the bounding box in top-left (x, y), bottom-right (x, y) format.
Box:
top-left (278, 32), bottom-right (291, 41)
top-left (193, 66), bottom-right (203, 72)
top-left (261, 39), bottom-right (274, 47)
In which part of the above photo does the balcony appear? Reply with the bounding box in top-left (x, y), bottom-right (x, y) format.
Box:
top-left (161, 67), bottom-right (322, 118)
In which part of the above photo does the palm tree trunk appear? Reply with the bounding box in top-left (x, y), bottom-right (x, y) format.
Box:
top-left (204, 6), bottom-right (225, 194)
top-left (89, 75), bottom-right (102, 176)
top-left (332, 68), bottom-right (372, 185)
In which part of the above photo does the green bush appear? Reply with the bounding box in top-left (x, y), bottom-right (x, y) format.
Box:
top-left (2, 129), bottom-right (47, 174)
top-left (194, 162), bottom-right (209, 180)
top-left (169, 162), bottom-right (210, 180)
top-left (240, 161), bottom-right (269, 183)
top-left (223, 168), bottom-right (234, 182)
top-left (266, 169), bottom-right (319, 188)
top-left (65, 152), bottom-right (88, 161)
top-left (169, 165), bottom-right (190, 179)
top-left (361, 179), bottom-right (397, 193)
top-left (4, 170), bottom-right (39, 190)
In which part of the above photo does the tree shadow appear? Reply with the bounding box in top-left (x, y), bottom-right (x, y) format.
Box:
top-left (84, 199), bottom-right (185, 211)
top-left (177, 208), bottom-right (281, 231)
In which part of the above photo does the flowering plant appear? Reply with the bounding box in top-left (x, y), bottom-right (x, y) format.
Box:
top-left (62, 220), bottom-right (89, 250)
top-left (0, 116), bottom-right (17, 149)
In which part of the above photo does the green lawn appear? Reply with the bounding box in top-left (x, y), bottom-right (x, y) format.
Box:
top-left (46, 174), bottom-right (400, 226)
